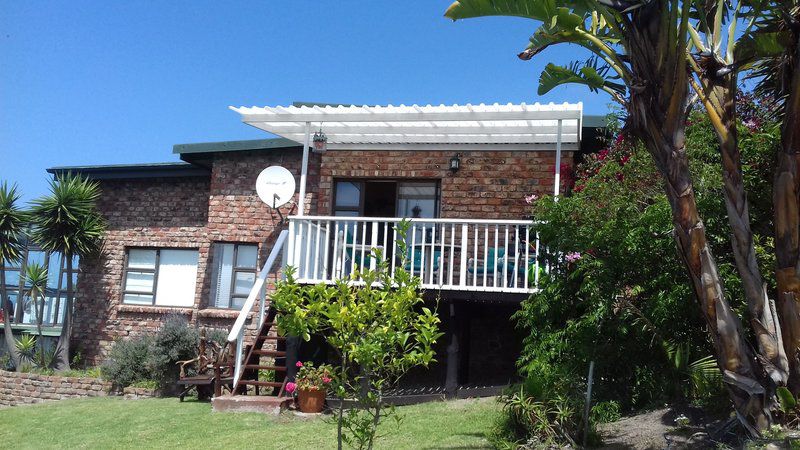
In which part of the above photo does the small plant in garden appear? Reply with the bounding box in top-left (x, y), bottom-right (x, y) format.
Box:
top-left (102, 314), bottom-right (200, 390)
top-left (274, 219), bottom-right (442, 450)
top-left (15, 334), bottom-right (37, 370)
top-left (674, 414), bottom-right (690, 429)
top-left (590, 400), bottom-right (621, 424)
top-left (101, 335), bottom-right (153, 388)
top-left (292, 361), bottom-right (333, 392)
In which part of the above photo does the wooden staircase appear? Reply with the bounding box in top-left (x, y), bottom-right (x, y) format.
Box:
top-left (212, 306), bottom-right (294, 413)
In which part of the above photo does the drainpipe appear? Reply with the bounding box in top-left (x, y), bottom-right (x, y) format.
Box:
top-left (297, 121), bottom-right (311, 216)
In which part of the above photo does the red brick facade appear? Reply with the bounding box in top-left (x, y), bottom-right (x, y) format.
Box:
top-left (72, 147), bottom-right (570, 364)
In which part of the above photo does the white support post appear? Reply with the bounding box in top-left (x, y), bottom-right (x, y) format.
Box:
top-left (554, 119), bottom-right (563, 198)
top-left (297, 121), bottom-right (311, 217)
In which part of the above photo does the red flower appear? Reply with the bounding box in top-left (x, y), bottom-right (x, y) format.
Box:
top-left (615, 172), bottom-right (624, 181)
top-left (620, 154), bottom-right (630, 166)
top-left (598, 149), bottom-right (610, 161)
top-left (574, 184), bottom-right (585, 193)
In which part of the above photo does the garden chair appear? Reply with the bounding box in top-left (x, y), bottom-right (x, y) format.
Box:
top-left (176, 329), bottom-right (231, 401)
top-left (468, 248), bottom-right (509, 286)
top-left (404, 246), bottom-right (441, 278)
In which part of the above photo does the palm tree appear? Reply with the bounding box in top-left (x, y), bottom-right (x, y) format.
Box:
top-left (24, 262), bottom-right (49, 367)
top-left (444, 0), bottom-right (772, 432)
top-left (0, 182), bottom-right (26, 371)
top-left (29, 173), bottom-right (105, 371)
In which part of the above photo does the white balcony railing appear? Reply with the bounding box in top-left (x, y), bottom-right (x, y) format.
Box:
top-left (287, 216), bottom-right (542, 294)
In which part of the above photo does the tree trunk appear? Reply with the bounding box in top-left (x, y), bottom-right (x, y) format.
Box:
top-left (775, 36), bottom-right (800, 395)
top-left (36, 291), bottom-right (45, 367)
top-left (54, 253), bottom-right (73, 371)
top-left (0, 262), bottom-right (20, 370)
top-left (623, 6), bottom-right (773, 431)
top-left (699, 75), bottom-right (789, 387)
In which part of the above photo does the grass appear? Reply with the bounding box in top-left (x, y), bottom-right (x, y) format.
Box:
top-left (0, 396), bottom-right (499, 449)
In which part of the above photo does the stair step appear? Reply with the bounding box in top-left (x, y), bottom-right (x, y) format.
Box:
top-left (245, 365), bottom-right (287, 371)
top-left (256, 335), bottom-right (287, 341)
top-left (251, 350), bottom-right (287, 357)
top-left (239, 380), bottom-right (284, 388)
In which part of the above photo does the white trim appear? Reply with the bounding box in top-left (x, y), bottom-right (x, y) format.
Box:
top-left (297, 121), bottom-right (310, 217)
top-left (325, 143), bottom-right (579, 151)
top-left (554, 119), bottom-right (563, 198)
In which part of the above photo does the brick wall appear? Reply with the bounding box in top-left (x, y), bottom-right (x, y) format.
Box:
top-left (317, 150), bottom-right (572, 218)
top-left (72, 147), bottom-right (564, 365)
top-left (0, 370), bottom-right (111, 406)
top-left (73, 149), bottom-right (314, 365)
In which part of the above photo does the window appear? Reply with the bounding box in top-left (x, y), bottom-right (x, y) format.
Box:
top-left (332, 180), bottom-right (440, 218)
top-left (210, 243), bottom-right (258, 309)
top-left (396, 181), bottom-right (438, 219)
top-left (122, 248), bottom-right (199, 307)
top-left (2, 245), bottom-right (77, 326)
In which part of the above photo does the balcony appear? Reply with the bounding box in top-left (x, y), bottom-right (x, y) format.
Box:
top-left (286, 216), bottom-right (543, 295)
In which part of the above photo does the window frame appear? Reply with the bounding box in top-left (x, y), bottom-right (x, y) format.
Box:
top-left (212, 242), bottom-right (259, 310)
top-left (331, 178), bottom-right (441, 218)
top-left (3, 244), bottom-right (77, 326)
top-left (121, 247), bottom-right (199, 307)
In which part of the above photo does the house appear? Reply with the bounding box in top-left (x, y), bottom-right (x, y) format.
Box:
top-left (43, 102), bottom-right (603, 398)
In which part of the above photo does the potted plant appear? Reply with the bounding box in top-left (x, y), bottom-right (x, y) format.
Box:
top-left (287, 361), bottom-right (332, 413)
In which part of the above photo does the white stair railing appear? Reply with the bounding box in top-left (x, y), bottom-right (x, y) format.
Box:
top-left (227, 229), bottom-right (289, 390)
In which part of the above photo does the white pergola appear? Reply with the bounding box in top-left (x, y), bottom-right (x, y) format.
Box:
top-left (229, 102), bottom-right (583, 215)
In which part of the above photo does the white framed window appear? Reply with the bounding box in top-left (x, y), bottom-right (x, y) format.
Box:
top-left (122, 248), bottom-right (199, 307)
top-left (210, 243), bottom-right (258, 309)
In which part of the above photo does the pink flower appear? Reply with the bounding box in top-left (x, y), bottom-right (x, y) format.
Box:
top-left (322, 376), bottom-right (332, 384)
top-left (565, 252), bottom-right (582, 263)
top-left (285, 382), bottom-right (296, 393)
top-left (524, 194), bottom-right (539, 204)
top-left (296, 361), bottom-right (304, 368)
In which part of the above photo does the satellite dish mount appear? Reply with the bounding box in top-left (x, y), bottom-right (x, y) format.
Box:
top-left (255, 166), bottom-right (296, 224)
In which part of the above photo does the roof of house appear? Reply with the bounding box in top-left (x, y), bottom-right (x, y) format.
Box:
top-left (46, 162), bottom-right (210, 180)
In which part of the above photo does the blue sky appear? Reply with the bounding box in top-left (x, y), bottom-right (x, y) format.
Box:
top-left (1, 1), bottom-right (611, 201)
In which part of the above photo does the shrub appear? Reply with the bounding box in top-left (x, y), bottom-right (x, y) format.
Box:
top-left (591, 400), bottom-right (621, 424)
top-left (101, 335), bottom-right (153, 388)
top-left (145, 313), bottom-right (199, 389)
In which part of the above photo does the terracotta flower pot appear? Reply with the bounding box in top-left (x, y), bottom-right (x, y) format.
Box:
top-left (297, 388), bottom-right (326, 413)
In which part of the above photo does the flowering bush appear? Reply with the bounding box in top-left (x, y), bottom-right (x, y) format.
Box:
top-left (293, 361), bottom-right (333, 392)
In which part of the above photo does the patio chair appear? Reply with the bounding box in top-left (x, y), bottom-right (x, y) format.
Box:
top-left (468, 247), bottom-right (507, 277)
top-left (404, 246), bottom-right (441, 278)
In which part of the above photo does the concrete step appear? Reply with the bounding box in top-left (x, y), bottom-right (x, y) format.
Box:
top-left (212, 394), bottom-right (292, 414)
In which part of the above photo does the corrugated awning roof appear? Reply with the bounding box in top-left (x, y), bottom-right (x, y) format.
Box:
top-left (229, 102), bottom-right (583, 150)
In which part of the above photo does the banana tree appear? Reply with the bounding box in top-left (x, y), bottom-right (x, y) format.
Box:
top-left (746, 3), bottom-right (800, 396)
top-left (683, 1), bottom-right (792, 393)
top-left (0, 182), bottom-right (26, 371)
top-left (445, 0), bottom-right (773, 433)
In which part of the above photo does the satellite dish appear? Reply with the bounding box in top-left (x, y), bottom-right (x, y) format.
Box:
top-left (255, 166), bottom-right (296, 209)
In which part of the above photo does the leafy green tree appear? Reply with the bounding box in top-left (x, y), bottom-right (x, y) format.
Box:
top-left (0, 182), bottom-right (27, 371)
top-left (29, 173), bottom-right (105, 371)
top-left (24, 262), bottom-right (49, 367)
top-left (274, 221), bottom-right (442, 450)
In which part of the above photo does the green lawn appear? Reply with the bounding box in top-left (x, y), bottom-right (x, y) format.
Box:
top-left (0, 396), bottom-right (499, 449)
